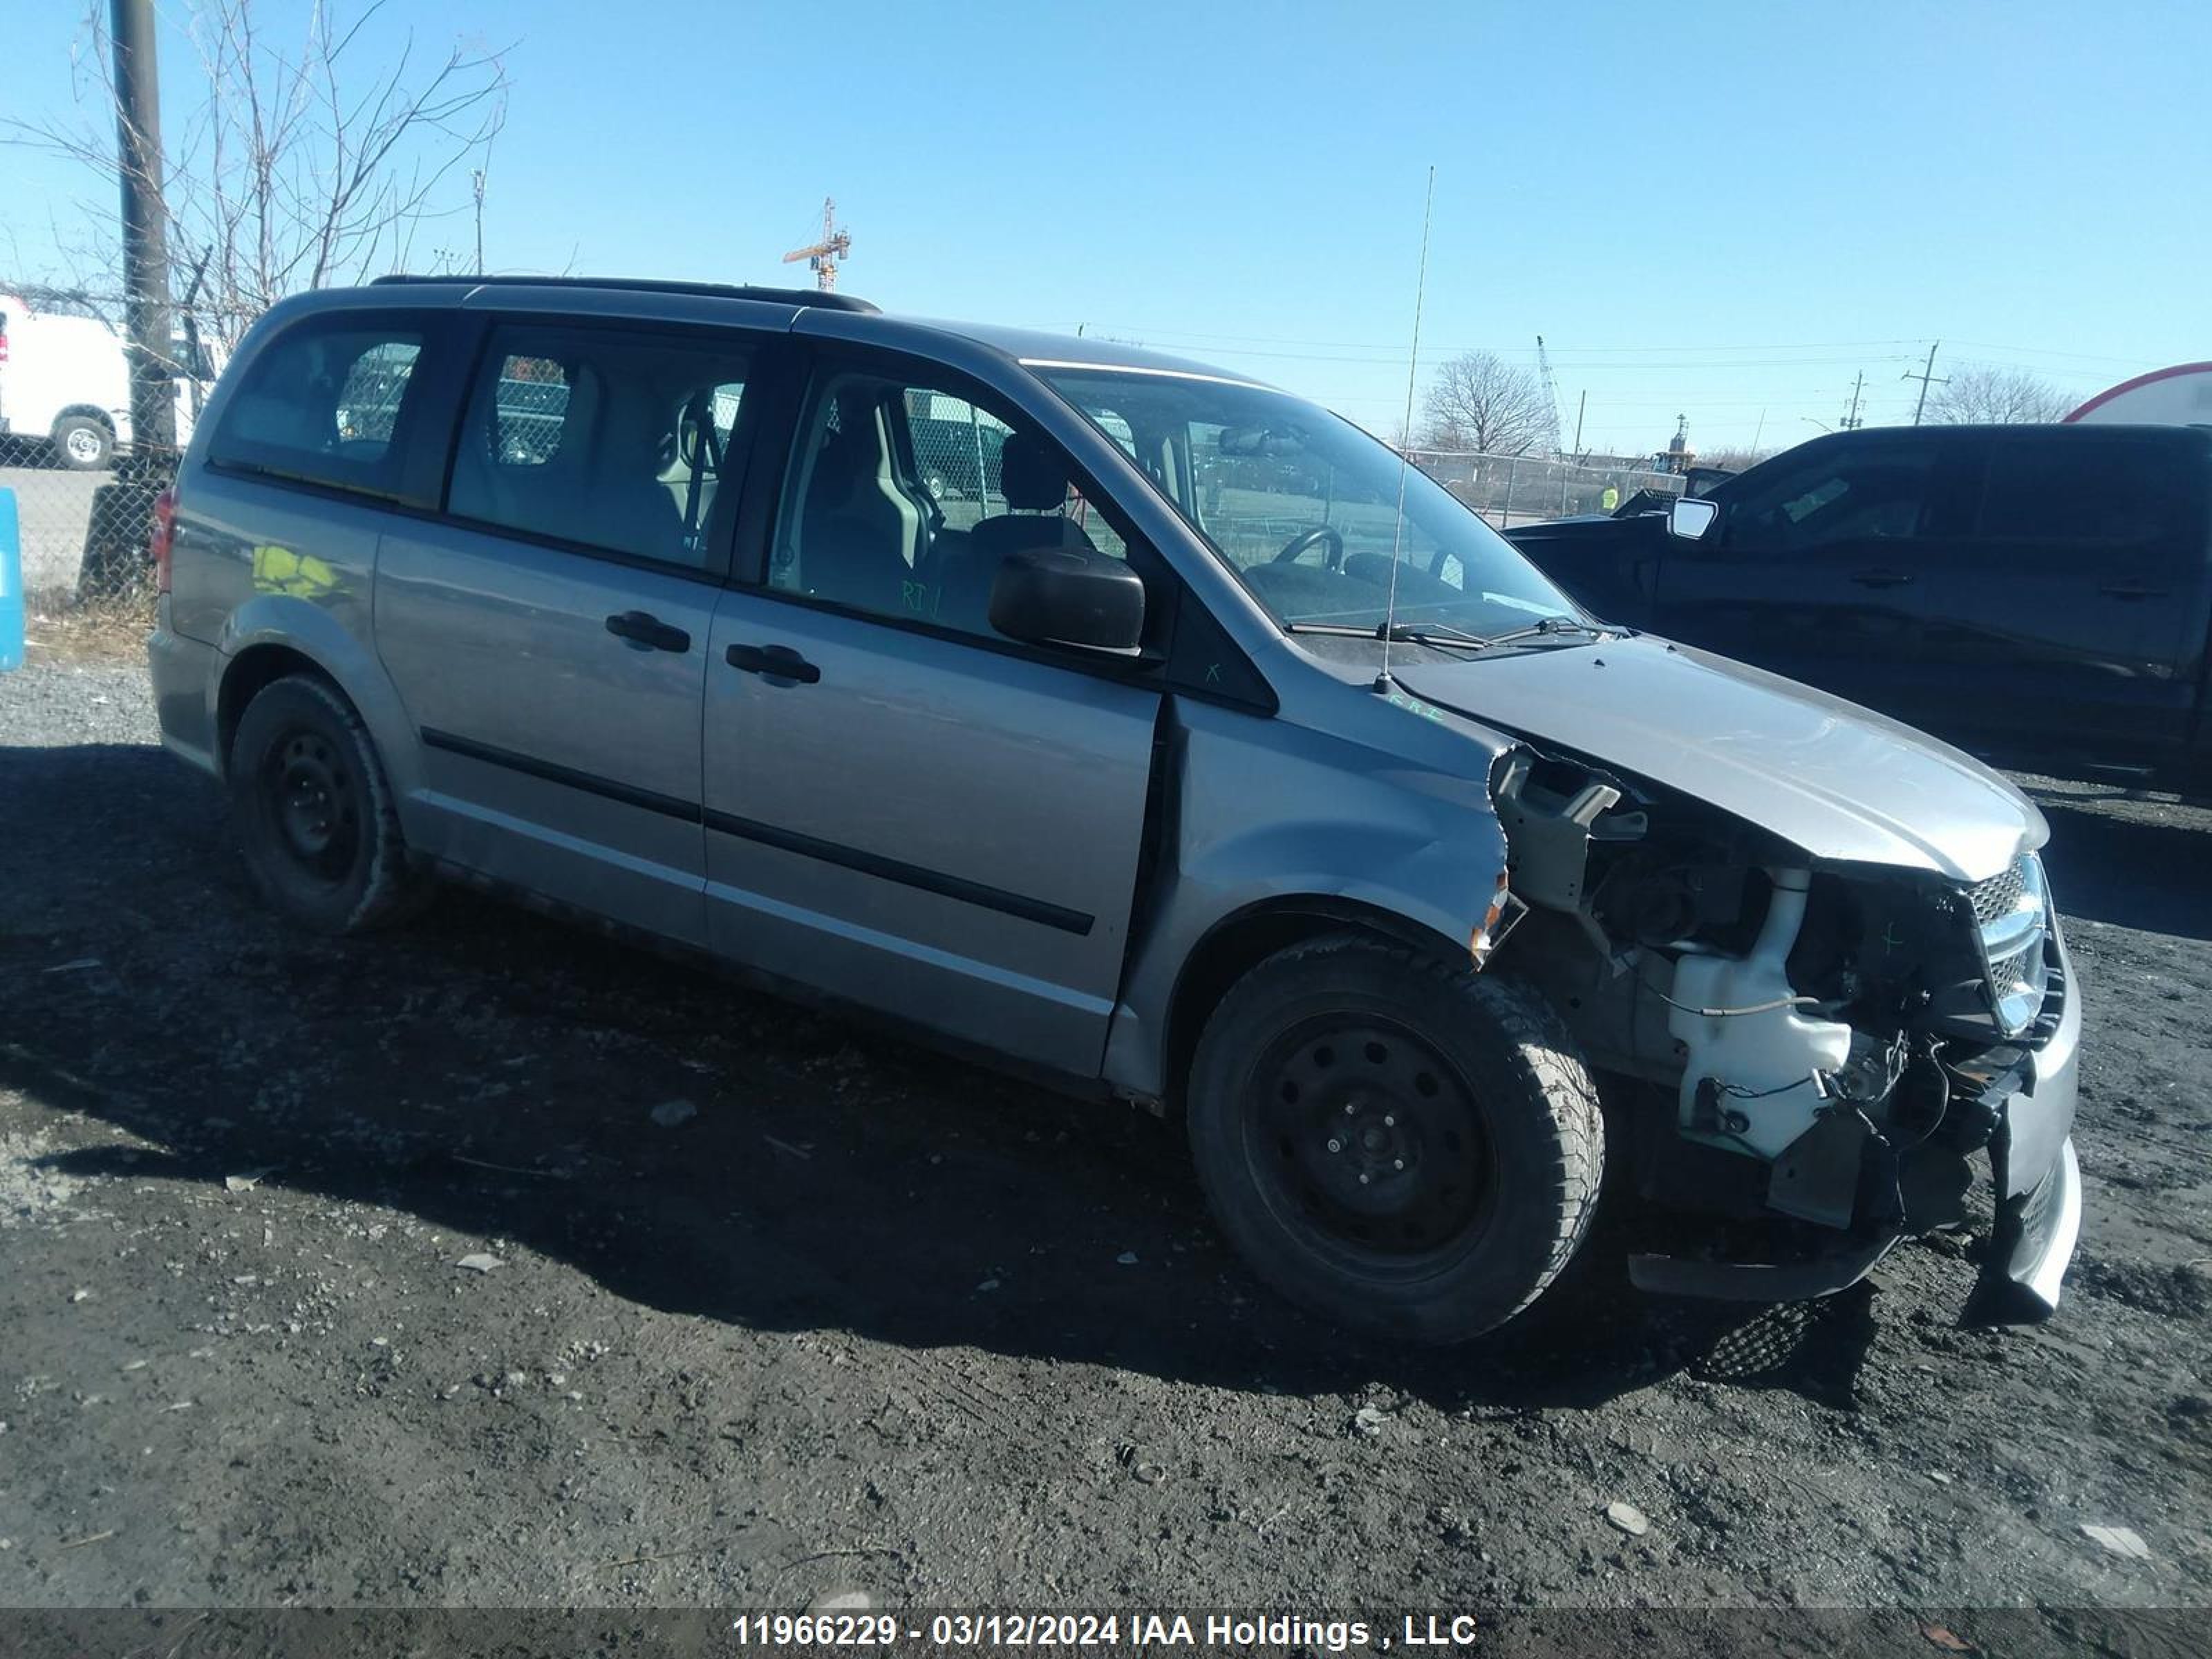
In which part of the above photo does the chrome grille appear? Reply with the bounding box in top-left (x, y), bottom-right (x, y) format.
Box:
top-left (1969, 853), bottom-right (2050, 1037)
top-left (1968, 858), bottom-right (2027, 928)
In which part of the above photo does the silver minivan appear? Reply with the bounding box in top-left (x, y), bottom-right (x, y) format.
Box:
top-left (147, 276), bottom-right (2081, 1343)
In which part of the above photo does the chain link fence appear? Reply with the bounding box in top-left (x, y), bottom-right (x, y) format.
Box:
top-left (0, 433), bottom-right (175, 609)
top-left (1405, 447), bottom-right (1685, 529)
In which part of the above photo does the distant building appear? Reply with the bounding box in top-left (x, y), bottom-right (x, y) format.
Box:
top-left (1657, 414), bottom-right (1696, 475)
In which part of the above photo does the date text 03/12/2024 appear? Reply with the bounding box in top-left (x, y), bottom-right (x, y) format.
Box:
top-left (728, 1613), bottom-right (1492, 1650)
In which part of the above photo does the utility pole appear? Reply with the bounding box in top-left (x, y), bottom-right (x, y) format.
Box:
top-left (1842, 371), bottom-right (1866, 431)
top-left (1904, 343), bottom-right (1947, 427)
top-left (111, 0), bottom-right (175, 460)
top-left (1571, 389), bottom-right (1586, 460)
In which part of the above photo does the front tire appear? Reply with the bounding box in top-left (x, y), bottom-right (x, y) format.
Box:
top-left (228, 675), bottom-right (422, 933)
top-left (1188, 934), bottom-right (1604, 1345)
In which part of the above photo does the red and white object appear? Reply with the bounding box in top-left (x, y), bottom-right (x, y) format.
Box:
top-left (2065, 362), bottom-right (2212, 426)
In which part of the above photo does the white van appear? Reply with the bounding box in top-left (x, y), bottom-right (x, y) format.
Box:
top-left (0, 291), bottom-right (209, 469)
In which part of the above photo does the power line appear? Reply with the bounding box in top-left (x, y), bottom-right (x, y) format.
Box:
top-left (1947, 338), bottom-right (2150, 367)
top-left (1091, 323), bottom-right (1933, 354)
top-left (1168, 342), bottom-right (1919, 370)
top-left (1071, 321), bottom-right (2167, 379)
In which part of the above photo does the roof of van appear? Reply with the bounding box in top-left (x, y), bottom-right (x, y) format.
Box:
top-left (362, 273), bottom-right (1267, 388)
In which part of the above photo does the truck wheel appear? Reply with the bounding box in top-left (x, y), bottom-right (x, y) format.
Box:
top-left (228, 675), bottom-right (424, 934)
top-left (52, 415), bottom-right (113, 471)
top-left (1187, 934), bottom-right (1604, 1345)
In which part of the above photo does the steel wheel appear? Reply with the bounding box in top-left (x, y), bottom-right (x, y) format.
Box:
top-left (262, 727), bottom-right (364, 885)
top-left (1251, 1015), bottom-right (1496, 1271)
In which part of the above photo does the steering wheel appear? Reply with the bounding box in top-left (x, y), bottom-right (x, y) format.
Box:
top-left (1273, 525), bottom-right (1346, 571)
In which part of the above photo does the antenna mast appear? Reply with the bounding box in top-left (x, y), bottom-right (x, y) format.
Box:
top-left (1375, 165), bottom-right (1437, 695)
top-left (781, 197), bottom-right (852, 292)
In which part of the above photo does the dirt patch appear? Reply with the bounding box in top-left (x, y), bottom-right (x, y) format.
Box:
top-left (2074, 1255), bottom-right (2212, 1320)
top-left (19, 600), bottom-right (154, 666)
top-left (1, 671), bottom-right (2209, 1612)
top-left (0, 1120), bottom-right (88, 1228)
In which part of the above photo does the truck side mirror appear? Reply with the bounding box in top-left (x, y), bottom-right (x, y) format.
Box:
top-left (1667, 497), bottom-right (1719, 541)
top-left (989, 545), bottom-right (1146, 653)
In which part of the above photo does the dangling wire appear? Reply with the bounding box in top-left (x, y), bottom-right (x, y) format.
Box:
top-left (1376, 164), bottom-right (1436, 695)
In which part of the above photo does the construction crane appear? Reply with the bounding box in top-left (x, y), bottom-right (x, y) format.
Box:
top-left (1534, 335), bottom-right (1565, 457)
top-left (782, 198), bottom-right (852, 292)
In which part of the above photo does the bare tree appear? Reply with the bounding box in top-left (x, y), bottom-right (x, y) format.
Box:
top-left (6, 1), bottom-right (509, 356)
top-left (1927, 364), bottom-right (2072, 425)
top-left (1419, 351), bottom-right (1555, 456)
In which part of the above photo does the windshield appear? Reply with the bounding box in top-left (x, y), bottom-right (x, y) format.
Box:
top-left (1036, 366), bottom-right (1583, 638)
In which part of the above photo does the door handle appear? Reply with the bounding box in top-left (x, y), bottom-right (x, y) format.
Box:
top-left (2099, 581), bottom-right (2168, 601)
top-left (1850, 568), bottom-right (1915, 588)
top-left (725, 642), bottom-right (821, 684)
top-left (604, 610), bottom-right (691, 653)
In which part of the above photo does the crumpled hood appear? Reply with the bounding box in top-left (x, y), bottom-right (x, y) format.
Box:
top-left (1395, 635), bottom-right (2043, 882)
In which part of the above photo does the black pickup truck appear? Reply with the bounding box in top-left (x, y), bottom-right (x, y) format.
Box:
top-left (1506, 423), bottom-right (2212, 783)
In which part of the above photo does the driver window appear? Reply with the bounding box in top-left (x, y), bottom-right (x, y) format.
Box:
top-left (771, 369), bottom-right (1126, 638)
top-left (1725, 444), bottom-right (1936, 555)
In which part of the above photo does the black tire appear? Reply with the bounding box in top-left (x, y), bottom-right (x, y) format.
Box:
top-left (1187, 934), bottom-right (1604, 1345)
top-left (228, 675), bottom-right (423, 933)
top-left (51, 413), bottom-right (113, 471)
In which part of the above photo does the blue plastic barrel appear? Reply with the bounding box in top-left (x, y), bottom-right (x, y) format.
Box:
top-left (0, 487), bottom-right (23, 672)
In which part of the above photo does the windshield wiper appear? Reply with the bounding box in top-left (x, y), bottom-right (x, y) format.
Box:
top-left (1283, 617), bottom-right (1603, 653)
top-left (1469, 617), bottom-right (1613, 649)
top-left (1284, 620), bottom-right (1487, 650)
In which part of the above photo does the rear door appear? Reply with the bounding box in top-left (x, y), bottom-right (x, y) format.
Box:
top-left (373, 317), bottom-right (768, 944)
top-left (1906, 431), bottom-right (2210, 758)
top-left (701, 347), bottom-right (1165, 1076)
top-left (1649, 435), bottom-right (1973, 729)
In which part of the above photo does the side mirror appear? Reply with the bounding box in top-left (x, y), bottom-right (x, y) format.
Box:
top-left (1667, 496), bottom-right (1720, 541)
top-left (989, 545), bottom-right (1146, 653)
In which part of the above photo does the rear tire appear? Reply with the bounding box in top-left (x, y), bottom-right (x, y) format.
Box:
top-left (1187, 933), bottom-right (1604, 1345)
top-left (52, 414), bottom-right (113, 471)
top-left (228, 675), bottom-right (423, 933)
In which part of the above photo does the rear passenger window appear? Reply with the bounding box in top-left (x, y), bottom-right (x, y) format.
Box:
top-left (489, 356), bottom-right (570, 465)
top-left (1979, 439), bottom-right (2196, 551)
top-left (448, 324), bottom-right (758, 573)
top-left (209, 321), bottom-right (427, 499)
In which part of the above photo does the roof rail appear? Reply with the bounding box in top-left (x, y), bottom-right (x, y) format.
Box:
top-left (368, 274), bottom-right (879, 314)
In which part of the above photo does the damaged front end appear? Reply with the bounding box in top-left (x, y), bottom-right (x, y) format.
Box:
top-left (1485, 744), bottom-right (2081, 1316)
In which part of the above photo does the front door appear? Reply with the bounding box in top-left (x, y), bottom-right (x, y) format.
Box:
top-left (1651, 435), bottom-right (1972, 732)
top-left (374, 318), bottom-right (765, 944)
top-left (701, 353), bottom-right (1163, 1076)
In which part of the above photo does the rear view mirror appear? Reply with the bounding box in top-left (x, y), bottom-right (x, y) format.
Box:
top-left (989, 546), bottom-right (1146, 653)
top-left (1667, 497), bottom-right (1719, 541)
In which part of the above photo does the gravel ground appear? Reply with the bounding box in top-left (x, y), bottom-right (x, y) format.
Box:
top-left (2, 650), bottom-right (2209, 1626)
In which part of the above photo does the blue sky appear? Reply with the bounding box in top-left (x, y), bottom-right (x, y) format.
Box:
top-left (3, 0), bottom-right (2206, 454)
